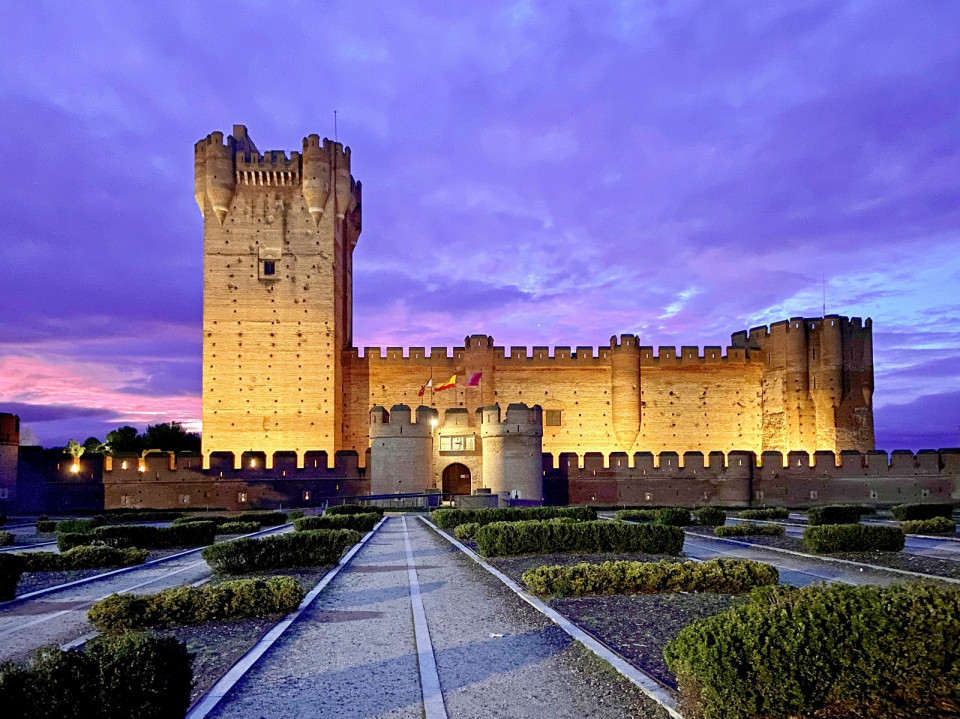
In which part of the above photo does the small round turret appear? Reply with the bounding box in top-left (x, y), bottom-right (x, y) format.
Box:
top-left (369, 405), bottom-right (437, 495)
top-left (610, 334), bottom-right (641, 450)
top-left (480, 403), bottom-right (544, 501)
top-left (301, 134), bottom-right (331, 226)
top-left (204, 132), bottom-right (236, 224)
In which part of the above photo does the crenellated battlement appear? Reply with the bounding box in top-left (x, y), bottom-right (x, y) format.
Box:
top-left (731, 314), bottom-right (872, 349)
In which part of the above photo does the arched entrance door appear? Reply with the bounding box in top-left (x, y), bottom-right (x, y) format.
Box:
top-left (442, 463), bottom-right (471, 495)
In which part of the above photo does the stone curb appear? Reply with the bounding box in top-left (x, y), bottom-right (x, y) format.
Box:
top-left (185, 516), bottom-right (389, 719)
top-left (419, 516), bottom-right (684, 719)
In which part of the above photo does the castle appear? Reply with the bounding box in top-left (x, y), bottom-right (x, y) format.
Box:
top-left (4, 125), bottom-right (954, 513)
top-left (196, 125), bottom-right (873, 499)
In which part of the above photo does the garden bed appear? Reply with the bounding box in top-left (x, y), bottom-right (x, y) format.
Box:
top-left (157, 565), bottom-right (332, 703)
top-left (14, 549), bottom-right (189, 596)
top-left (685, 527), bottom-right (960, 581)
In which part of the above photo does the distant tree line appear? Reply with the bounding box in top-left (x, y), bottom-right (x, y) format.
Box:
top-left (64, 422), bottom-right (201, 457)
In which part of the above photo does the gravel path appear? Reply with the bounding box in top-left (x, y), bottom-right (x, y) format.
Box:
top-left (205, 516), bottom-right (668, 719)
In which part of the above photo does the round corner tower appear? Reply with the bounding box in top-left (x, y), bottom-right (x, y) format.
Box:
top-left (479, 403), bottom-right (544, 501)
top-left (369, 405), bottom-right (438, 495)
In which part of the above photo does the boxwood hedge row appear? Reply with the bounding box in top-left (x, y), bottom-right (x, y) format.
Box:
top-left (217, 521), bottom-right (260, 535)
top-left (900, 516), bottom-right (957, 535)
top-left (433, 506), bottom-right (596, 530)
top-left (664, 583), bottom-right (960, 719)
top-left (173, 511), bottom-right (287, 528)
top-left (806, 504), bottom-right (864, 525)
top-left (714, 523), bottom-right (785, 538)
top-left (802, 524), bottom-right (904, 553)
top-left (35, 520), bottom-right (57, 533)
top-left (891, 502), bottom-right (954, 521)
top-left (474, 520), bottom-right (683, 557)
top-left (21, 546), bottom-right (147, 572)
top-left (0, 531), bottom-right (12, 546)
top-left (453, 523), bottom-right (480, 541)
top-left (737, 507), bottom-right (789, 520)
top-left (614, 509), bottom-right (657, 522)
top-left (522, 558), bottom-right (777, 597)
top-left (694, 507), bottom-right (726, 527)
top-left (325, 504), bottom-right (385, 517)
top-left (87, 576), bottom-right (304, 632)
top-left (202, 529), bottom-right (360, 574)
top-left (54, 518), bottom-right (104, 534)
top-left (0, 632), bottom-right (192, 719)
top-left (294, 513), bottom-right (379, 533)
top-left (58, 522), bottom-right (217, 551)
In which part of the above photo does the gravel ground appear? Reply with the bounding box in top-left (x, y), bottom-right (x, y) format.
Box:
top-left (685, 527), bottom-right (960, 580)
top-left (14, 548), bottom-right (188, 596)
top-left (160, 565), bottom-right (333, 703)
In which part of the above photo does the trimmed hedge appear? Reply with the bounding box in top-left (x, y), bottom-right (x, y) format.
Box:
top-left (715, 523), bottom-right (785, 538)
top-left (433, 506), bottom-right (596, 530)
top-left (103, 511), bottom-right (184, 523)
top-left (294, 513), bottom-right (379, 533)
top-left (615, 509), bottom-right (657, 522)
top-left (202, 529), bottom-right (360, 574)
top-left (325, 504), bottom-right (385, 517)
top-left (694, 507), bottom-right (726, 527)
top-left (0, 531), bottom-right (12, 546)
top-left (0, 632), bottom-right (192, 719)
top-left (217, 521), bottom-right (260, 535)
top-left (807, 504), bottom-right (864, 525)
top-left (288, 510), bottom-right (305, 520)
top-left (900, 516), bottom-right (957, 535)
top-left (88, 576), bottom-right (304, 632)
top-left (523, 558), bottom-right (778, 597)
top-left (656, 507), bottom-right (692, 526)
top-left (664, 583), bottom-right (960, 719)
top-left (453, 523), bottom-right (479, 541)
top-left (738, 507), bottom-right (789, 520)
top-left (892, 502), bottom-right (954, 521)
top-left (58, 522), bottom-right (217, 551)
top-left (802, 524), bottom-right (905, 553)
top-left (174, 511), bottom-right (287, 528)
top-left (21, 546), bottom-right (147, 572)
top-left (55, 518), bottom-right (104, 534)
top-left (36, 520), bottom-right (57, 533)
top-left (474, 520), bottom-right (684, 557)
top-left (0, 554), bottom-right (25, 600)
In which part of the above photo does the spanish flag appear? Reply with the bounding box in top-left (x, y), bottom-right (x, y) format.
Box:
top-left (434, 374), bottom-right (456, 392)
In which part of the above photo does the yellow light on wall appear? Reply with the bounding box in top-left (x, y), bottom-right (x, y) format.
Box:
top-left (250, 458), bottom-right (257, 468)
top-left (70, 463), bottom-right (79, 473)
top-left (121, 460), bottom-right (128, 470)
top-left (430, 419), bottom-right (438, 428)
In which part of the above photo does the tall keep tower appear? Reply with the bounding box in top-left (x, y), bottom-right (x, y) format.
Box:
top-left (196, 126), bottom-right (361, 468)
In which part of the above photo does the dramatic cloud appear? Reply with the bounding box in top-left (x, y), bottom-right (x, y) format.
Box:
top-left (0, 1), bottom-right (958, 449)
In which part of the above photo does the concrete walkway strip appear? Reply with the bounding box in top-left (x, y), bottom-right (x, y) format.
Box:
top-left (185, 516), bottom-right (389, 719)
top-left (418, 516), bottom-right (684, 719)
top-left (401, 517), bottom-right (449, 719)
top-left (1, 523), bottom-right (294, 607)
top-left (686, 531), bottom-right (960, 585)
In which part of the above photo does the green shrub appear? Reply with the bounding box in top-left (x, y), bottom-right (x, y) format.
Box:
top-left (433, 506), bottom-right (596, 529)
top-left (0, 633), bottom-right (190, 719)
top-left (59, 522), bottom-right (217, 551)
top-left (900, 516), bottom-right (957, 535)
top-left (234, 511), bottom-right (288, 526)
top-left (103, 511), bottom-right (184, 523)
top-left (715, 523), bottom-right (785, 538)
top-left (523, 558), bottom-right (777, 597)
top-left (694, 507), bottom-right (726, 527)
top-left (453, 523), bottom-right (480, 541)
top-left (802, 524), bottom-right (905, 553)
top-left (738, 507), bottom-right (789, 520)
top-left (36, 520), bottom-right (57, 533)
top-left (88, 576), bottom-right (304, 632)
top-left (20, 546), bottom-right (147, 572)
top-left (615, 509), bottom-right (657, 522)
top-left (656, 507), bottom-right (692, 526)
top-left (202, 529), bottom-right (361, 574)
top-left (54, 517), bottom-right (103, 534)
top-left (288, 510), bottom-right (305, 520)
top-left (294, 513), bottom-right (379, 533)
top-left (664, 583), bottom-right (960, 719)
top-left (474, 520), bottom-right (684, 557)
top-left (807, 504), bottom-right (864, 525)
top-left (0, 531), bottom-right (13, 546)
top-left (217, 521), bottom-right (260, 535)
top-left (172, 515), bottom-right (224, 526)
top-left (325, 504), bottom-right (385, 517)
top-left (891, 502), bottom-right (954, 521)
top-left (0, 554), bottom-right (25, 600)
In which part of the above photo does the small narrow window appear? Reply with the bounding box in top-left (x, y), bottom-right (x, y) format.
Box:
top-left (263, 261), bottom-right (275, 275)
top-left (545, 410), bottom-right (562, 426)
top-left (238, 492), bottom-right (248, 503)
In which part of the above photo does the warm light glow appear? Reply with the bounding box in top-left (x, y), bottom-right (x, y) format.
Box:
top-left (138, 463), bottom-right (145, 473)
top-left (121, 460), bottom-right (128, 470)
top-left (250, 458), bottom-right (257, 468)
top-left (430, 419), bottom-right (438, 428)
top-left (70, 463), bottom-right (79, 473)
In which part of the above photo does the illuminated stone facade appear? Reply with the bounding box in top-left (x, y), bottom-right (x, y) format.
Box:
top-left (198, 126), bottom-right (875, 483)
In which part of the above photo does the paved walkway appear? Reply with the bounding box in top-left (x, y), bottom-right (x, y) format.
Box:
top-left (207, 517), bottom-right (665, 719)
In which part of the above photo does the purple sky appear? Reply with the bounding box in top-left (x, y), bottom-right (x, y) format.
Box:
top-left (1, 1), bottom-right (958, 451)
